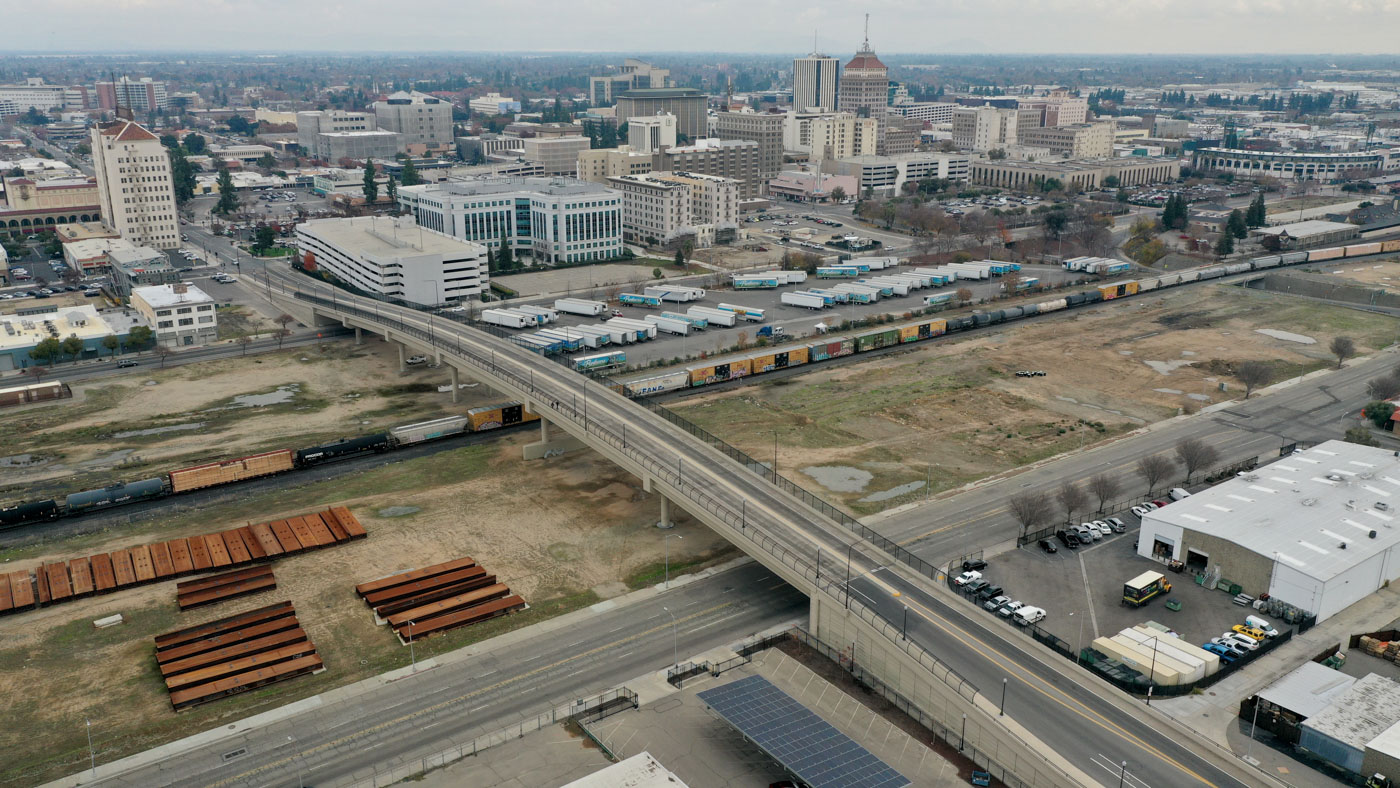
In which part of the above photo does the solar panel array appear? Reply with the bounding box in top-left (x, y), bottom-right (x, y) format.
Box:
top-left (697, 674), bottom-right (910, 788)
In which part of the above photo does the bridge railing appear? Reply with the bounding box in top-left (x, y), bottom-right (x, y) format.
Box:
top-left (291, 286), bottom-right (1064, 787)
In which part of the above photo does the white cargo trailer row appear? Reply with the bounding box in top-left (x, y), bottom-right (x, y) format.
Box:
top-left (643, 314), bottom-right (692, 335)
top-left (605, 317), bottom-right (658, 339)
top-left (781, 291), bottom-right (828, 310)
top-left (643, 286), bottom-right (707, 302)
top-left (481, 308), bottom-right (535, 329)
top-left (515, 304), bottom-right (558, 323)
top-left (687, 306), bottom-right (737, 327)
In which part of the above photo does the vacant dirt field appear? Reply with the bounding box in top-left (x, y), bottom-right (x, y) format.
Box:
top-left (673, 284), bottom-right (1397, 514)
top-left (0, 339), bottom-right (514, 500)
top-left (0, 436), bottom-right (732, 787)
top-left (1314, 258), bottom-right (1400, 289)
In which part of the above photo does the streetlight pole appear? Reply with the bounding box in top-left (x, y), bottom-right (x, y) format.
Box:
top-left (1118, 761), bottom-right (1127, 788)
top-left (664, 534), bottom-right (682, 590)
top-left (408, 621), bottom-right (416, 672)
top-left (999, 677), bottom-right (1008, 716)
top-left (959, 713), bottom-right (967, 751)
top-left (901, 605), bottom-right (908, 639)
top-left (844, 542), bottom-right (853, 610)
top-left (86, 719), bottom-right (95, 776)
top-left (662, 606), bottom-right (678, 670)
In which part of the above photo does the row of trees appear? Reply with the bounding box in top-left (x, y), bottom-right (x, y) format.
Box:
top-left (28, 326), bottom-right (154, 367)
top-left (1007, 437), bottom-right (1222, 537)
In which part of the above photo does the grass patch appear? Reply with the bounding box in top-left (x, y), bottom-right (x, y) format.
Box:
top-left (623, 549), bottom-right (736, 590)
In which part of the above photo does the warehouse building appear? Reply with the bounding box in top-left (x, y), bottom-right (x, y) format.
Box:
top-left (969, 157), bottom-right (1180, 191)
top-left (1137, 440), bottom-right (1400, 623)
top-left (1299, 673), bottom-right (1400, 775)
top-left (1251, 219), bottom-right (1359, 249)
top-left (0, 305), bottom-right (122, 371)
top-left (130, 283), bottom-right (217, 347)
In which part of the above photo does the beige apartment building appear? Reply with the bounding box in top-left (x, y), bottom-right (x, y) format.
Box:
top-left (783, 111), bottom-right (878, 161)
top-left (1018, 91), bottom-right (1089, 126)
top-left (577, 146), bottom-right (656, 183)
top-left (1020, 122), bottom-right (1115, 159)
top-left (520, 136), bottom-right (591, 176)
top-left (652, 138), bottom-right (763, 199)
top-left (608, 171), bottom-right (739, 247)
top-left (952, 107), bottom-right (1041, 152)
top-left (90, 119), bottom-right (179, 250)
top-left (714, 111), bottom-right (785, 181)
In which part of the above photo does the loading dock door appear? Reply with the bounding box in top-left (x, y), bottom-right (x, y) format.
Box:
top-left (1186, 549), bottom-right (1209, 573)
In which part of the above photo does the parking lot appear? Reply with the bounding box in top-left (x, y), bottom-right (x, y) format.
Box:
top-left (956, 512), bottom-right (1275, 664)
top-left (509, 262), bottom-right (1081, 368)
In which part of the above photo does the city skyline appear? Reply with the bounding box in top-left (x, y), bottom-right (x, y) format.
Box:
top-left (13, 0), bottom-right (1400, 55)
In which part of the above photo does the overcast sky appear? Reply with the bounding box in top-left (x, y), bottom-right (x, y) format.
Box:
top-left (21, 0), bottom-right (1400, 54)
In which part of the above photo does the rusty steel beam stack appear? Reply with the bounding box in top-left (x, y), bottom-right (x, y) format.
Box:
top-left (354, 557), bottom-right (525, 642)
top-left (0, 507), bottom-right (367, 617)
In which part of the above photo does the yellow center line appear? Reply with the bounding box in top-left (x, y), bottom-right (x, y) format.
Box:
top-left (207, 602), bottom-right (730, 787)
top-left (863, 573), bottom-right (1218, 787)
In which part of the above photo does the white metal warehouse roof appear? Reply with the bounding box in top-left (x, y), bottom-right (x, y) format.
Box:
top-left (1257, 661), bottom-right (1356, 720)
top-left (1141, 440), bottom-right (1400, 583)
top-left (563, 752), bottom-right (689, 788)
top-left (1303, 673), bottom-right (1400, 747)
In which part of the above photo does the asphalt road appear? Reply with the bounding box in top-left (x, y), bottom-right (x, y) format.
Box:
top-left (262, 265), bottom-right (1253, 786)
top-left (876, 349), bottom-right (1396, 563)
top-left (78, 562), bottom-right (807, 788)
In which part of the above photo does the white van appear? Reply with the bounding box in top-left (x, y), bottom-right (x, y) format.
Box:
top-left (1013, 606), bottom-right (1046, 626)
top-left (1169, 487), bottom-right (1192, 501)
top-left (1245, 615), bottom-right (1279, 637)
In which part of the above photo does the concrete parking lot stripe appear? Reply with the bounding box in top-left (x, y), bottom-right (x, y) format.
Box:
top-left (864, 573), bottom-right (1219, 787)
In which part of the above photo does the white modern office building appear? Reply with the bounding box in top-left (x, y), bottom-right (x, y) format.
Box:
top-left (295, 216), bottom-right (488, 305)
top-left (792, 53), bottom-right (840, 112)
top-left (628, 113), bottom-right (678, 154)
top-left (397, 178), bottom-right (623, 265)
top-left (827, 152), bottom-right (971, 196)
top-left (130, 283), bottom-right (217, 346)
top-left (1137, 440), bottom-right (1400, 623)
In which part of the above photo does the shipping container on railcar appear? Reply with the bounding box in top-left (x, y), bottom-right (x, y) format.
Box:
top-left (807, 337), bottom-right (855, 361)
top-left (1098, 281), bottom-right (1139, 300)
top-left (168, 450), bottom-right (297, 493)
top-left (855, 328), bottom-right (900, 352)
top-left (390, 416), bottom-right (469, 446)
top-left (747, 347), bottom-right (809, 374)
top-left (1381, 240), bottom-right (1400, 253)
top-left (467, 402), bottom-right (538, 431)
top-left (1308, 247), bottom-right (1345, 261)
top-left (65, 478), bottom-right (168, 515)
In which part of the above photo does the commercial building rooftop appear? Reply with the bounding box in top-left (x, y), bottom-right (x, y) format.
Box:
top-left (0, 305), bottom-right (116, 353)
top-left (1304, 673), bottom-right (1400, 750)
top-left (416, 177), bottom-right (616, 198)
top-left (1257, 661), bottom-right (1357, 720)
top-left (298, 216), bottom-right (484, 257)
top-left (131, 283), bottom-right (212, 309)
top-left (561, 752), bottom-right (689, 788)
top-left (1253, 220), bottom-right (1358, 238)
top-left (1144, 440), bottom-right (1400, 584)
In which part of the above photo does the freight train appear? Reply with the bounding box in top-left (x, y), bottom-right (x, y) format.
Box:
top-left (620, 239), bottom-right (1400, 396)
top-left (0, 403), bottom-right (539, 530)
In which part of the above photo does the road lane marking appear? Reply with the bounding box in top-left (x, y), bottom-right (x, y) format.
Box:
top-left (207, 602), bottom-right (732, 787)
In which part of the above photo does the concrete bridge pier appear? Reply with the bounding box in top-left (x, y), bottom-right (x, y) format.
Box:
top-left (448, 365), bottom-right (459, 403)
top-left (641, 475), bottom-right (676, 529)
top-left (521, 415), bottom-right (586, 460)
top-left (396, 342), bottom-right (407, 374)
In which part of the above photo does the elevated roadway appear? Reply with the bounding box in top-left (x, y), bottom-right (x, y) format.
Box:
top-left (256, 264), bottom-right (1263, 787)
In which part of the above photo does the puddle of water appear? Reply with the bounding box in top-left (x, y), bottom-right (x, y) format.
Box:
top-left (0, 453), bottom-right (47, 467)
top-left (1255, 328), bottom-right (1316, 345)
top-left (208, 384), bottom-right (301, 410)
top-left (860, 481), bottom-right (926, 503)
top-left (1143, 360), bottom-right (1194, 375)
top-left (1180, 350), bottom-right (1197, 357)
top-left (801, 465), bottom-right (872, 493)
top-left (1187, 393), bottom-right (1211, 401)
top-left (111, 422), bottom-right (205, 439)
top-left (1153, 388), bottom-right (1183, 395)
top-left (377, 506), bottom-right (420, 518)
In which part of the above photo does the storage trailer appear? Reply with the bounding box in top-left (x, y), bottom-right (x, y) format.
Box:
top-left (643, 314), bottom-right (692, 335)
top-left (553, 298), bottom-right (607, 317)
top-left (716, 303), bottom-right (766, 322)
top-left (687, 306), bottom-right (737, 327)
top-left (481, 309), bottom-right (535, 329)
top-left (618, 293), bottom-right (662, 308)
top-left (781, 291), bottom-right (828, 310)
top-left (643, 286), bottom-right (706, 302)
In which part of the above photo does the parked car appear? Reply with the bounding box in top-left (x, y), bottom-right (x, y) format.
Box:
top-left (961, 558), bottom-right (988, 572)
top-left (975, 584), bottom-right (1003, 601)
top-left (1091, 520), bottom-right (1113, 536)
top-left (983, 594), bottom-right (1011, 612)
top-left (1209, 637), bottom-right (1249, 657)
top-left (405, 355), bottom-right (428, 366)
top-left (964, 579), bottom-right (990, 595)
top-left (1169, 487), bottom-right (1192, 501)
top-left (1222, 632), bottom-right (1260, 651)
top-left (116, 359), bottom-right (138, 368)
top-left (1202, 643), bottom-right (1239, 664)
top-left (1245, 615), bottom-right (1280, 637)
top-left (1056, 530), bottom-right (1079, 548)
top-left (1232, 625), bottom-right (1267, 641)
top-left (998, 600), bottom-right (1024, 618)
top-left (1038, 539), bottom-right (1058, 554)
top-left (954, 570), bottom-right (982, 586)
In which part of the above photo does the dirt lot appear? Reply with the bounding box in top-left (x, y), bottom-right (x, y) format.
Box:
top-left (1314, 258), bottom-right (1400, 289)
top-left (0, 340), bottom-right (515, 500)
top-left (673, 284), bottom-right (1398, 515)
top-left (0, 436), bottom-right (733, 788)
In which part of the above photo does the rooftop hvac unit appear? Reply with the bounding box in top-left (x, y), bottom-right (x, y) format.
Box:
top-left (1301, 498), bottom-right (1318, 507)
top-left (1371, 530), bottom-right (1379, 539)
top-left (1327, 474), bottom-right (1345, 482)
top-left (1377, 502), bottom-right (1392, 512)
top-left (1346, 500), bottom-right (1357, 510)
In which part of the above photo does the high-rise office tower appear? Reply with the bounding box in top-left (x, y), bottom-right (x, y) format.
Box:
top-left (793, 43), bottom-right (839, 112)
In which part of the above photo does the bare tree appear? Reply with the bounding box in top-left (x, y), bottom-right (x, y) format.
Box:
top-left (962, 211), bottom-right (992, 246)
top-left (1367, 374), bottom-right (1400, 401)
top-left (955, 287), bottom-right (973, 304)
top-left (274, 327), bottom-right (291, 349)
top-left (238, 334), bottom-right (254, 356)
top-left (1001, 271), bottom-right (1022, 295)
top-left (1135, 455), bottom-right (1174, 496)
top-left (26, 365), bottom-right (44, 385)
top-left (154, 345), bottom-right (173, 368)
top-left (1175, 437), bottom-right (1219, 482)
top-left (275, 312), bottom-right (296, 332)
top-left (1235, 361), bottom-right (1274, 399)
top-left (1330, 336), bottom-right (1356, 369)
top-left (1088, 473), bottom-right (1121, 512)
top-left (1056, 480), bottom-right (1088, 525)
top-left (1008, 490), bottom-right (1051, 537)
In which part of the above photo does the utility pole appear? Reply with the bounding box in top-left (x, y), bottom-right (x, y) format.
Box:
top-left (999, 677), bottom-right (1008, 716)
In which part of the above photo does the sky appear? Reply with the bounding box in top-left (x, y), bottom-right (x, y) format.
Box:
top-left (18, 0), bottom-right (1400, 54)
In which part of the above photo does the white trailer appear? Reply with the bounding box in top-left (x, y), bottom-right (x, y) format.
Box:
top-left (481, 308), bottom-right (535, 329)
top-left (643, 314), bottom-right (692, 335)
top-left (687, 306), bottom-right (737, 327)
top-left (884, 273), bottom-right (930, 289)
top-left (515, 304), bottom-right (558, 323)
top-left (606, 317), bottom-right (659, 339)
top-left (554, 297), bottom-right (608, 317)
top-left (589, 323), bottom-right (638, 344)
top-left (781, 291), bottom-right (828, 310)
top-left (756, 270), bottom-right (808, 284)
top-left (856, 256), bottom-right (900, 271)
top-left (911, 268), bottom-right (956, 286)
top-left (805, 288), bottom-right (851, 304)
top-left (537, 328), bottom-right (595, 350)
top-left (832, 282), bottom-right (882, 301)
top-left (568, 325), bottom-right (614, 347)
top-left (943, 263), bottom-right (992, 280)
top-left (643, 286), bottom-right (706, 302)
top-left (863, 277), bottom-right (911, 296)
